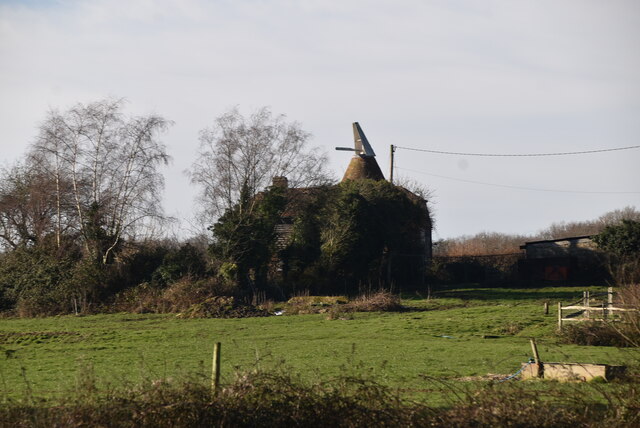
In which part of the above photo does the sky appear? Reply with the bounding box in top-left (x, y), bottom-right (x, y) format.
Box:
top-left (1, 0), bottom-right (639, 241)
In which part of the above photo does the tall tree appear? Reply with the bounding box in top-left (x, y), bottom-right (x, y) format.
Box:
top-left (189, 107), bottom-right (332, 221)
top-left (594, 220), bottom-right (640, 258)
top-left (29, 99), bottom-right (172, 263)
top-left (209, 184), bottom-right (287, 290)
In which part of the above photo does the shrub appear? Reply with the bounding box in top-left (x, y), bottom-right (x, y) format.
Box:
top-left (108, 282), bottom-right (162, 313)
top-left (159, 277), bottom-right (222, 311)
top-left (177, 296), bottom-right (270, 319)
top-left (344, 291), bottom-right (403, 312)
top-left (116, 243), bottom-right (169, 290)
top-left (0, 246), bottom-right (80, 316)
top-left (1, 366), bottom-right (639, 427)
top-left (594, 220), bottom-right (640, 258)
top-left (325, 305), bottom-right (355, 320)
top-left (324, 291), bottom-right (403, 320)
top-left (559, 321), bottom-right (634, 347)
top-left (152, 243), bottom-right (208, 286)
top-left (110, 277), bottom-right (237, 314)
top-left (282, 292), bottom-right (403, 316)
top-left (282, 295), bottom-right (347, 315)
top-left (617, 283), bottom-right (640, 347)
top-left (594, 220), bottom-right (640, 285)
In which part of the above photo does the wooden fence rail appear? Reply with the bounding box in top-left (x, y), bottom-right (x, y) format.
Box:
top-left (557, 287), bottom-right (637, 330)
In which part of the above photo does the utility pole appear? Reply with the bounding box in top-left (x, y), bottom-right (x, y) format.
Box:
top-left (389, 144), bottom-right (396, 184)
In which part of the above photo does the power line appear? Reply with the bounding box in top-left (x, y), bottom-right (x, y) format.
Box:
top-left (395, 144), bottom-right (640, 157)
top-left (396, 166), bottom-right (640, 195)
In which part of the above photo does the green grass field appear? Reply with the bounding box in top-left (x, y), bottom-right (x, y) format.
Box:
top-left (1, 285), bottom-right (637, 404)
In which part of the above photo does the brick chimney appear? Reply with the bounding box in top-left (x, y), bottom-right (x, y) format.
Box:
top-left (272, 176), bottom-right (288, 188)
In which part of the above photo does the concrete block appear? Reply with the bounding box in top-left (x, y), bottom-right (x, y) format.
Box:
top-left (520, 362), bottom-right (626, 382)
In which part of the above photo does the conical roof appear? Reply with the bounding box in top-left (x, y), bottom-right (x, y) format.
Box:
top-left (342, 156), bottom-right (385, 181)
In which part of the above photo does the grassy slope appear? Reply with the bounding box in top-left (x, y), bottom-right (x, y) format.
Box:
top-left (1, 285), bottom-right (636, 402)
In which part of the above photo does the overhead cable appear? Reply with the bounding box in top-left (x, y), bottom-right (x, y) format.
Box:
top-left (395, 144), bottom-right (640, 157)
top-left (396, 167), bottom-right (640, 195)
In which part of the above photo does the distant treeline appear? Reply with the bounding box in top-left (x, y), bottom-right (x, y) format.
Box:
top-left (434, 206), bottom-right (640, 257)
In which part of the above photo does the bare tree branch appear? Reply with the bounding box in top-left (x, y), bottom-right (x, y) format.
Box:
top-left (188, 107), bottom-right (334, 223)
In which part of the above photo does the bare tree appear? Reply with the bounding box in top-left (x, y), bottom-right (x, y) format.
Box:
top-left (537, 220), bottom-right (601, 240)
top-left (0, 163), bottom-right (61, 249)
top-left (434, 232), bottom-right (531, 257)
top-left (597, 206), bottom-right (640, 226)
top-left (393, 175), bottom-right (436, 227)
top-left (537, 206), bottom-right (640, 240)
top-left (29, 99), bottom-right (172, 263)
top-left (189, 107), bottom-right (333, 221)
top-left (435, 206), bottom-right (640, 257)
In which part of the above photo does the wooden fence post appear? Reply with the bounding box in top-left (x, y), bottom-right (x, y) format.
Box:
top-left (608, 287), bottom-right (613, 318)
top-left (530, 338), bottom-right (543, 378)
top-left (558, 302), bottom-right (563, 331)
top-left (212, 342), bottom-right (221, 395)
top-left (585, 291), bottom-right (590, 319)
top-left (530, 338), bottom-right (540, 364)
top-left (544, 302), bottom-right (549, 315)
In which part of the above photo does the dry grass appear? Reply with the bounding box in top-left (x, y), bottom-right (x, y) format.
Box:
top-left (2, 366), bottom-right (639, 428)
top-left (282, 292), bottom-right (403, 317)
top-left (325, 292), bottom-right (403, 320)
top-left (177, 296), bottom-right (269, 319)
top-left (615, 283), bottom-right (640, 347)
top-left (343, 291), bottom-right (403, 312)
top-left (109, 277), bottom-right (238, 314)
top-left (498, 322), bottom-right (524, 335)
top-left (559, 321), bottom-right (633, 347)
top-left (283, 295), bottom-right (349, 315)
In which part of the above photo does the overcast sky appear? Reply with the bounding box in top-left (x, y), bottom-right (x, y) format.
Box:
top-left (1, 0), bottom-right (639, 240)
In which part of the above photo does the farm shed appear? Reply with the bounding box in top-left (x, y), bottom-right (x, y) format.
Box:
top-left (518, 236), bottom-right (606, 283)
